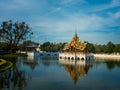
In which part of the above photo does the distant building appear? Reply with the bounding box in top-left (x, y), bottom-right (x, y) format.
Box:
top-left (25, 41), bottom-right (41, 52)
top-left (18, 41), bottom-right (42, 57)
top-left (59, 33), bottom-right (94, 61)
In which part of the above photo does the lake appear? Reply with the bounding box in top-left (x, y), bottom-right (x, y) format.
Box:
top-left (0, 57), bottom-right (120, 90)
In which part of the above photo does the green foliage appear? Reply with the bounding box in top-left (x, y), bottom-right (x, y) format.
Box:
top-left (87, 42), bottom-right (95, 53)
top-left (94, 44), bottom-right (106, 53)
top-left (105, 41), bottom-right (115, 53)
top-left (92, 42), bottom-right (120, 54)
top-left (114, 44), bottom-right (120, 52)
top-left (40, 42), bottom-right (66, 52)
top-left (39, 41), bottom-right (120, 54)
top-left (0, 53), bottom-right (27, 58)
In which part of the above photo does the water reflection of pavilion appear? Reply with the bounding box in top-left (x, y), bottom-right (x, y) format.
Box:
top-left (59, 60), bottom-right (93, 84)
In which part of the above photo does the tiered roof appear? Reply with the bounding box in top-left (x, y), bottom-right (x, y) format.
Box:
top-left (64, 33), bottom-right (88, 53)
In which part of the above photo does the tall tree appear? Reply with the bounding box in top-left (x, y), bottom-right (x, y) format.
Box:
top-left (0, 20), bottom-right (33, 52)
top-left (105, 41), bottom-right (115, 53)
top-left (87, 42), bottom-right (95, 53)
top-left (40, 42), bottom-right (66, 52)
top-left (114, 44), bottom-right (120, 53)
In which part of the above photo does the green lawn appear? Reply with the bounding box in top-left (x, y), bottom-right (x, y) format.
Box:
top-left (0, 59), bottom-right (13, 72)
top-left (0, 59), bottom-right (7, 66)
top-left (0, 53), bottom-right (27, 58)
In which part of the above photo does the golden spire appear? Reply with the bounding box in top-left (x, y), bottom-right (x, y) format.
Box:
top-left (72, 32), bottom-right (79, 42)
top-left (64, 33), bottom-right (88, 53)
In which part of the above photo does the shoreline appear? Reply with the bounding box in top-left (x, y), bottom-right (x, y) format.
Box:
top-left (94, 54), bottom-right (120, 60)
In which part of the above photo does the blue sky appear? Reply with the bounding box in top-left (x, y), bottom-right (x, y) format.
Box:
top-left (0, 0), bottom-right (120, 44)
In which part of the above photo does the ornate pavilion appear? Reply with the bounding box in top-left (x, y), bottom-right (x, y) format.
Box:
top-left (59, 33), bottom-right (93, 61)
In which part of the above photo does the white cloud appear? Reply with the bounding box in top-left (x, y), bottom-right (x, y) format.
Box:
top-left (30, 11), bottom-right (120, 44)
top-left (0, 0), bottom-right (119, 44)
top-left (90, 0), bottom-right (120, 12)
top-left (59, 0), bottom-right (87, 5)
top-left (108, 11), bottom-right (120, 19)
top-left (31, 14), bottom-right (105, 33)
top-left (106, 11), bottom-right (120, 27)
top-left (114, 12), bottom-right (120, 19)
top-left (60, 0), bottom-right (74, 5)
top-left (46, 0), bottom-right (88, 16)
top-left (0, 0), bottom-right (47, 12)
top-left (0, 0), bottom-right (27, 11)
top-left (46, 7), bottom-right (62, 15)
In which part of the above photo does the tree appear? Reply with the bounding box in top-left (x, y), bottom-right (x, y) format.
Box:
top-left (94, 44), bottom-right (106, 53)
top-left (0, 20), bottom-right (33, 53)
top-left (41, 41), bottom-right (51, 51)
top-left (40, 42), bottom-right (66, 52)
top-left (87, 42), bottom-right (95, 53)
top-left (114, 44), bottom-right (120, 53)
top-left (94, 44), bottom-right (101, 53)
top-left (105, 41), bottom-right (115, 53)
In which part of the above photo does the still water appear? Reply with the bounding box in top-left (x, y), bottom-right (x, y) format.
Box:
top-left (0, 57), bottom-right (120, 90)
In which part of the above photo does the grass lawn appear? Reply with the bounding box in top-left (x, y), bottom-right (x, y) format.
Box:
top-left (0, 53), bottom-right (27, 58)
top-left (0, 59), bottom-right (13, 72)
top-left (0, 53), bottom-right (27, 72)
top-left (0, 59), bottom-right (7, 66)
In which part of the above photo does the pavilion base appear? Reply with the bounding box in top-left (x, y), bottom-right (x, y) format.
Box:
top-left (59, 53), bottom-right (94, 61)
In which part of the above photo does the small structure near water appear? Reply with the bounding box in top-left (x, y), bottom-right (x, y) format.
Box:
top-left (59, 33), bottom-right (94, 61)
top-left (18, 41), bottom-right (41, 57)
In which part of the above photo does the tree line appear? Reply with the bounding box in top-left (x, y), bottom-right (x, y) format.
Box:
top-left (86, 41), bottom-right (120, 54)
top-left (1, 39), bottom-right (120, 54)
top-left (0, 20), bottom-right (120, 54)
top-left (40, 41), bottom-right (120, 54)
top-left (40, 41), bottom-right (66, 52)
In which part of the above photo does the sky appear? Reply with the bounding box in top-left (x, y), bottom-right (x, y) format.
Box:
top-left (0, 0), bottom-right (120, 44)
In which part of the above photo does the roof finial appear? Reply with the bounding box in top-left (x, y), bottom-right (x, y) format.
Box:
top-left (75, 26), bottom-right (77, 34)
top-left (74, 26), bottom-right (78, 38)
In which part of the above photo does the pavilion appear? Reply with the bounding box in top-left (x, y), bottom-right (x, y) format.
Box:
top-left (59, 33), bottom-right (94, 61)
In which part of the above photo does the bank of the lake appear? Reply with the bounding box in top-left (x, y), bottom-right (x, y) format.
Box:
top-left (94, 54), bottom-right (120, 60)
top-left (0, 53), bottom-right (27, 58)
